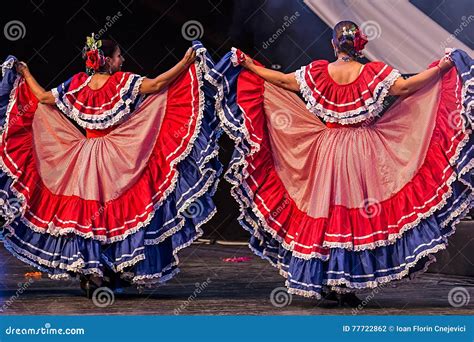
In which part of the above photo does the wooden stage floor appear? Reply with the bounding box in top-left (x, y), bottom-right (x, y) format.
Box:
top-left (0, 243), bottom-right (473, 315)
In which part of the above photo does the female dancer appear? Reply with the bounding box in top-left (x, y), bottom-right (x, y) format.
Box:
top-left (208, 20), bottom-right (473, 305)
top-left (0, 35), bottom-right (221, 297)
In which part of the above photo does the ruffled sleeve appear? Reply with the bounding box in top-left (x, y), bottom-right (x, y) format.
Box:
top-left (51, 71), bottom-right (145, 129)
top-left (295, 60), bottom-right (401, 124)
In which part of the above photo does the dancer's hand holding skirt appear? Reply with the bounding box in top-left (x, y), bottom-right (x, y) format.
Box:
top-left (0, 42), bottom-right (222, 287)
top-left (208, 48), bottom-right (473, 298)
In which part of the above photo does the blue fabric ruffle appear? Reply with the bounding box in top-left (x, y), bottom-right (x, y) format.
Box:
top-left (0, 41), bottom-right (223, 287)
top-left (450, 49), bottom-right (474, 129)
top-left (52, 72), bottom-right (144, 129)
top-left (246, 177), bottom-right (471, 296)
top-left (209, 49), bottom-right (474, 298)
top-left (0, 55), bottom-right (17, 131)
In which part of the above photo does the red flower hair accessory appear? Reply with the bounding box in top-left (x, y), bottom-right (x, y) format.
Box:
top-left (353, 29), bottom-right (368, 54)
top-left (82, 33), bottom-right (106, 75)
top-left (342, 25), bottom-right (368, 58)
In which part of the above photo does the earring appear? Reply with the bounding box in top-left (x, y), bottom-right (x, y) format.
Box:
top-left (334, 49), bottom-right (338, 57)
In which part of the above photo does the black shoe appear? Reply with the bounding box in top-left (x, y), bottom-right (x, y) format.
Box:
top-left (102, 269), bottom-right (132, 292)
top-left (337, 293), bottom-right (363, 308)
top-left (321, 290), bottom-right (339, 302)
top-left (79, 275), bottom-right (102, 299)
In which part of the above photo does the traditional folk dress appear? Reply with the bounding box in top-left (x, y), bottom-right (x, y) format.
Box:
top-left (207, 48), bottom-right (473, 298)
top-left (0, 42), bottom-right (222, 287)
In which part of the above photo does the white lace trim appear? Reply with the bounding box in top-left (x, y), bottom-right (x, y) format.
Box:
top-left (234, 115), bottom-right (472, 257)
top-left (230, 47), bottom-right (240, 67)
top-left (218, 55), bottom-right (473, 259)
top-left (250, 202), bottom-right (472, 298)
top-left (129, 206), bottom-right (217, 287)
top-left (0, 48), bottom-right (218, 244)
top-left (0, 47), bottom-right (221, 286)
top-left (0, 205), bottom-right (217, 285)
top-left (285, 246), bottom-right (440, 299)
top-left (1, 57), bottom-right (16, 78)
top-left (52, 73), bottom-right (145, 129)
top-left (0, 228), bottom-right (104, 278)
top-left (295, 66), bottom-right (401, 125)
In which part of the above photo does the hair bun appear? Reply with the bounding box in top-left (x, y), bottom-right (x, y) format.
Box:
top-left (338, 36), bottom-right (354, 51)
top-left (332, 21), bottom-right (367, 59)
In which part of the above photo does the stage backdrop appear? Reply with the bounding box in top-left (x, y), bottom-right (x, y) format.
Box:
top-left (1, 1), bottom-right (473, 251)
top-left (304, 0), bottom-right (473, 73)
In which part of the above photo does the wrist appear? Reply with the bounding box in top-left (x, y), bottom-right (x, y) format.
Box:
top-left (247, 63), bottom-right (257, 72)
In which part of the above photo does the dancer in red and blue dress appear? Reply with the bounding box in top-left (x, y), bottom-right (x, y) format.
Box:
top-left (207, 21), bottom-right (473, 305)
top-left (0, 35), bottom-right (221, 297)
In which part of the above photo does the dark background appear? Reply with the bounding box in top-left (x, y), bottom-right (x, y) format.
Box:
top-left (1, 0), bottom-right (472, 241)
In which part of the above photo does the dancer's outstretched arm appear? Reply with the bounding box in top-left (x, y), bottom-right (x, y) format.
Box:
top-left (240, 55), bottom-right (299, 92)
top-left (389, 57), bottom-right (453, 96)
top-left (139, 48), bottom-right (197, 94)
top-left (16, 62), bottom-right (55, 104)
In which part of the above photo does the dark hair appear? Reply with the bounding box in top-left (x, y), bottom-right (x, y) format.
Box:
top-left (82, 38), bottom-right (119, 75)
top-left (332, 20), bottom-right (359, 58)
top-left (100, 39), bottom-right (119, 58)
top-left (97, 39), bottom-right (119, 73)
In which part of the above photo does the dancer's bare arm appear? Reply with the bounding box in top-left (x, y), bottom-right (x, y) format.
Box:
top-left (240, 55), bottom-right (299, 92)
top-left (140, 48), bottom-right (197, 94)
top-left (16, 62), bottom-right (55, 104)
top-left (389, 57), bottom-right (453, 96)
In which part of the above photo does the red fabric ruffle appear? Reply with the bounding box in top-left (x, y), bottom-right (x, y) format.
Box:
top-left (65, 71), bottom-right (135, 115)
top-left (0, 64), bottom-right (201, 241)
top-left (236, 64), bottom-right (466, 256)
top-left (298, 60), bottom-right (397, 114)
